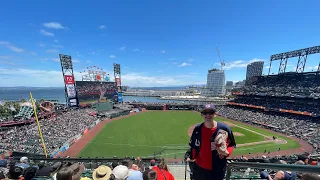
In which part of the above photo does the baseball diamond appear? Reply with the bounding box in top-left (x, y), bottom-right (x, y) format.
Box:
top-left (62, 111), bottom-right (312, 159)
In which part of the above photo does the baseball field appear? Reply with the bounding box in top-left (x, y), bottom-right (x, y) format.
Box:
top-left (66, 111), bottom-right (313, 159)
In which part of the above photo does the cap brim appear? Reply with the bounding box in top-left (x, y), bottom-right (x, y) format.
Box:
top-left (201, 108), bottom-right (216, 112)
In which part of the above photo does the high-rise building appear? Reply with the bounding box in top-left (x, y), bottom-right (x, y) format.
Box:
top-left (225, 81), bottom-right (234, 90)
top-left (234, 80), bottom-right (246, 88)
top-left (201, 68), bottom-right (225, 96)
top-left (246, 61), bottom-right (264, 80)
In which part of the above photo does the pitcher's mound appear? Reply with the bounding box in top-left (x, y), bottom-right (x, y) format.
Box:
top-left (234, 132), bottom-right (245, 136)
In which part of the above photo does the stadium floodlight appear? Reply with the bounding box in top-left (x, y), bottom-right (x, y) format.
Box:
top-left (59, 54), bottom-right (73, 69)
top-left (268, 45), bottom-right (320, 75)
top-left (113, 63), bottom-right (121, 74)
top-left (59, 54), bottom-right (79, 107)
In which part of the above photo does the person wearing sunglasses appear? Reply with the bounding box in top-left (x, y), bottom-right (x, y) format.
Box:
top-left (187, 104), bottom-right (236, 180)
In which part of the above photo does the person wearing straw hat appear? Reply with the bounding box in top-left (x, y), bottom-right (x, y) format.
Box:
top-left (92, 165), bottom-right (112, 180)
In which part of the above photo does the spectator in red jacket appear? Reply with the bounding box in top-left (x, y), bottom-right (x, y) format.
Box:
top-left (152, 162), bottom-right (174, 180)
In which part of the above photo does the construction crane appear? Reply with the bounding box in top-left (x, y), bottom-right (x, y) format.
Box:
top-left (216, 48), bottom-right (225, 70)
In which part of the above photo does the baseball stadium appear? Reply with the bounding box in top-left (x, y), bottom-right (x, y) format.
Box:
top-left (0, 47), bottom-right (320, 180)
top-left (64, 110), bottom-right (305, 159)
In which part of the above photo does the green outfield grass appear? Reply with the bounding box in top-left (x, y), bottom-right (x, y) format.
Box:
top-left (77, 111), bottom-right (300, 158)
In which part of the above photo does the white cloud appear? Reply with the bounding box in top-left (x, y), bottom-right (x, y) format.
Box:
top-left (158, 62), bottom-right (168, 65)
top-left (45, 49), bottom-right (59, 53)
top-left (119, 46), bottom-right (126, 51)
top-left (223, 58), bottom-right (265, 70)
top-left (0, 41), bottom-right (24, 53)
top-left (179, 62), bottom-right (192, 67)
top-left (52, 57), bottom-right (79, 63)
top-left (39, 43), bottom-right (45, 47)
top-left (285, 62), bottom-right (294, 68)
top-left (0, 56), bottom-right (14, 66)
top-left (0, 56), bottom-right (11, 59)
top-left (54, 39), bottom-right (58, 43)
top-left (40, 29), bottom-right (54, 37)
top-left (86, 60), bottom-right (92, 63)
top-left (121, 73), bottom-right (176, 86)
top-left (0, 67), bottom-right (205, 87)
top-left (188, 58), bottom-right (194, 62)
top-left (89, 52), bottom-right (96, 55)
top-left (305, 66), bottom-right (319, 71)
top-left (99, 25), bottom-right (106, 29)
top-left (43, 22), bottom-right (65, 29)
top-left (160, 50), bottom-right (166, 53)
top-left (51, 58), bottom-right (60, 62)
top-left (109, 55), bottom-right (116, 59)
top-left (0, 60), bottom-right (17, 66)
top-left (249, 58), bottom-right (264, 63)
top-left (224, 60), bottom-right (247, 70)
top-left (0, 68), bottom-right (74, 87)
top-left (132, 48), bottom-right (140, 52)
top-left (30, 52), bottom-right (37, 56)
top-left (168, 58), bottom-right (176, 60)
top-left (73, 59), bottom-right (80, 63)
top-left (265, 66), bottom-right (270, 69)
top-left (52, 45), bottom-right (64, 48)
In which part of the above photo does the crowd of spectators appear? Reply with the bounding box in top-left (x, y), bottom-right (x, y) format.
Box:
top-left (231, 96), bottom-right (320, 116)
top-left (0, 108), bottom-right (98, 154)
top-left (234, 73), bottom-right (320, 98)
top-left (217, 106), bottom-right (320, 153)
top-left (229, 155), bottom-right (320, 179)
top-left (0, 157), bottom-right (174, 180)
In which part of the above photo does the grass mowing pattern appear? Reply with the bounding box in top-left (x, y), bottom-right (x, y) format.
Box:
top-left (77, 111), bottom-right (300, 158)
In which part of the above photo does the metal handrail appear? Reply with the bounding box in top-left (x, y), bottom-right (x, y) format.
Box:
top-left (226, 162), bottom-right (320, 180)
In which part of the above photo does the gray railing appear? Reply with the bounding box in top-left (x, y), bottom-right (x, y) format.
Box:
top-left (226, 162), bottom-right (320, 180)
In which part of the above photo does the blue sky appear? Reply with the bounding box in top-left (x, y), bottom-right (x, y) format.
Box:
top-left (0, 0), bottom-right (320, 87)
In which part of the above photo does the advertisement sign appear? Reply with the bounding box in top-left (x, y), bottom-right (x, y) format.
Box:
top-left (75, 81), bottom-right (117, 105)
top-left (64, 75), bottom-right (75, 84)
top-left (69, 98), bottom-right (78, 107)
top-left (116, 78), bottom-right (121, 86)
top-left (118, 93), bottom-right (123, 103)
top-left (66, 84), bottom-right (76, 98)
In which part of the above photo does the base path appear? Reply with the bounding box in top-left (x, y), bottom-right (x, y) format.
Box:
top-left (61, 113), bottom-right (139, 157)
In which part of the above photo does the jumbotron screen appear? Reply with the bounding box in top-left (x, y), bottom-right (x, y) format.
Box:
top-left (75, 81), bottom-right (118, 105)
